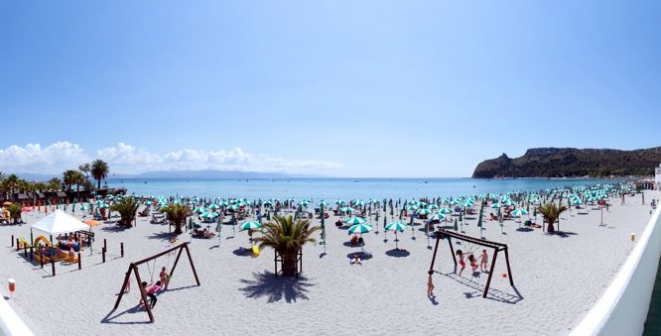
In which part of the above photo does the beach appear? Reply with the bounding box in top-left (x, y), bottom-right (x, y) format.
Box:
top-left (0, 190), bottom-right (658, 336)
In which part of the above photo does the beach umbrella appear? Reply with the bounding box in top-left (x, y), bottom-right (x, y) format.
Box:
top-left (439, 207), bottom-right (453, 214)
top-left (240, 221), bottom-right (261, 231)
top-left (405, 205), bottom-right (419, 211)
top-left (85, 219), bottom-right (101, 227)
top-left (343, 216), bottom-right (366, 225)
top-left (415, 208), bottom-right (431, 216)
top-left (339, 207), bottom-right (354, 214)
top-left (426, 204), bottom-right (438, 210)
top-left (386, 221), bottom-right (407, 249)
top-left (193, 206), bottom-right (207, 214)
top-left (491, 203), bottom-right (502, 209)
top-left (428, 213), bottom-right (445, 222)
top-left (385, 221), bottom-right (407, 232)
top-left (317, 201), bottom-right (329, 207)
top-left (510, 208), bottom-right (528, 225)
top-left (348, 223), bottom-right (373, 234)
top-left (227, 204), bottom-right (240, 211)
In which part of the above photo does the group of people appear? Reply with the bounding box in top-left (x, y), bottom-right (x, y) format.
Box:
top-left (456, 249), bottom-right (489, 276)
top-left (135, 266), bottom-right (171, 310)
top-left (426, 249), bottom-right (490, 299)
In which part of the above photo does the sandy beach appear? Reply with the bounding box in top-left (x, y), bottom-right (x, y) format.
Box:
top-left (1, 190), bottom-right (658, 336)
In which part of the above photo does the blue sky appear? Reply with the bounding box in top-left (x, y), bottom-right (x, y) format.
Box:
top-left (1, 0), bottom-right (659, 177)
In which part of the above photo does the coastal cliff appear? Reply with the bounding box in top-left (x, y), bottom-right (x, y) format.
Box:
top-left (472, 147), bottom-right (661, 178)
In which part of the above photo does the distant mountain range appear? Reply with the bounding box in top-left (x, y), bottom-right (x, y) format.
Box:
top-left (10, 170), bottom-right (323, 181)
top-left (472, 147), bottom-right (661, 178)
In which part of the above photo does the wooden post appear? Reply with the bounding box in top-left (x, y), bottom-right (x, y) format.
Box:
top-left (504, 247), bottom-right (514, 286)
top-left (11, 235), bottom-right (14, 247)
top-left (102, 247), bottom-right (106, 263)
top-left (428, 230), bottom-right (442, 273)
top-left (446, 236), bottom-right (457, 267)
top-left (78, 252), bottom-right (82, 270)
top-left (183, 244), bottom-right (201, 286)
top-left (120, 242), bottom-right (124, 258)
top-left (483, 248), bottom-right (499, 298)
top-left (16, 238), bottom-right (19, 251)
top-left (134, 266), bottom-right (154, 323)
top-left (30, 246), bottom-right (33, 262)
top-left (51, 259), bottom-right (56, 276)
top-left (23, 245), bottom-right (28, 258)
top-left (40, 252), bottom-right (44, 268)
top-left (104, 238), bottom-right (107, 251)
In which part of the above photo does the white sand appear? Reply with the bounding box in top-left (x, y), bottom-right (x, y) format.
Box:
top-left (0, 191), bottom-right (658, 336)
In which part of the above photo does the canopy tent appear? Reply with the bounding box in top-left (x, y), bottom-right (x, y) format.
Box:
top-left (32, 210), bottom-right (89, 235)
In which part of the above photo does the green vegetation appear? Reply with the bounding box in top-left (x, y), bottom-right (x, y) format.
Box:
top-left (254, 215), bottom-right (320, 276)
top-left (110, 197), bottom-right (140, 228)
top-left (537, 203), bottom-right (568, 233)
top-left (472, 147), bottom-right (661, 178)
top-left (160, 203), bottom-right (191, 235)
top-left (0, 159), bottom-right (111, 201)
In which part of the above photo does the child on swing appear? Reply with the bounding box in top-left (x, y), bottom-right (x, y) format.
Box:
top-left (160, 266), bottom-right (170, 290)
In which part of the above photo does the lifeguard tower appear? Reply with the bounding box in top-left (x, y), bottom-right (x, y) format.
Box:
top-left (655, 164), bottom-right (661, 190)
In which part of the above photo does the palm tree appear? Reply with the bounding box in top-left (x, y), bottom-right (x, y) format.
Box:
top-left (255, 214), bottom-right (320, 276)
top-left (62, 170), bottom-right (79, 191)
top-left (110, 197), bottom-right (140, 227)
top-left (160, 204), bottom-right (190, 234)
top-left (91, 159), bottom-right (110, 189)
top-left (4, 174), bottom-right (19, 200)
top-left (537, 203), bottom-right (568, 233)
top-left (7, 203), bottom-right (22, 224)
top-left (79, 163), bottom-right (91, 182)
top-left (47, 177), bottom-right (62, 191)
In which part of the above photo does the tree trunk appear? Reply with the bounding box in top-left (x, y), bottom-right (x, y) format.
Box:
top-left (547, 220), bottom-right (555, 233)
top-left (281, 251), bottom-right (298, 276)
top-left (174, 221), bottom-right (183, 234)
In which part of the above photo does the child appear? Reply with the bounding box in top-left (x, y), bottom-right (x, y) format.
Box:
top-left (160, 267), bottom-right (170, 290)
top-left (147, 281), bottom-right (162, 309)
top-left (427, 271), bottom-right (435, 298)
top-left (479, 249), bottom-right (489, 272)
top-left (468, 254), bottom-right (478, 272)
top-left (137, 281), bottom-right (149, 308)
top-left (456, 250), bottom-right (466, 276)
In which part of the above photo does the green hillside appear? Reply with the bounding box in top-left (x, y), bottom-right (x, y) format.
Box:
top-left (472, 147), bottom-right (661, 178)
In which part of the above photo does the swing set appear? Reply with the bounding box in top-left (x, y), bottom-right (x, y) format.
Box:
top-left (113, 242), bottom-right (201, 322)
top-left (428, 228), bottom-right (514, 298)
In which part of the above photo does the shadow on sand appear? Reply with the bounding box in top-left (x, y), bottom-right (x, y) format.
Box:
top-left (239, 271), bottom-right (313, 303)
top-left (436, 271), bottom-right (523, 304)
top-left (385, 249), bottom-right (411, 258)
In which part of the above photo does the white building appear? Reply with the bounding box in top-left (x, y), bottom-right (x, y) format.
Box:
top-left (656, 164), bottom-right (661, 189)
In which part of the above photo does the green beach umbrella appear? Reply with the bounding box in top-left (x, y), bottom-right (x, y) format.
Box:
top-left (240, 221), bottom-right (261, 231)
top-left (343, 216), bottom-right (366, 225)
top-left (348, 223), bottom-right (373, 234)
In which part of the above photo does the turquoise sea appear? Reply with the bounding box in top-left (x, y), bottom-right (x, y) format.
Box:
top-left (107, 177), bottom-right (627, 200)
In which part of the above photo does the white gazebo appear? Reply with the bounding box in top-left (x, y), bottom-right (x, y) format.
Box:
top-left (31, 210), bottom-right (89, 243)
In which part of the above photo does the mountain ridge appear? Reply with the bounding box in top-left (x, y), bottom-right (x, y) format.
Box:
top-left (472, 146), bottom-right (661, 178)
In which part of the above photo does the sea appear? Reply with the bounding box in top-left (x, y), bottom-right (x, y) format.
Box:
top-left (106, 177), bottom-right (629, 201)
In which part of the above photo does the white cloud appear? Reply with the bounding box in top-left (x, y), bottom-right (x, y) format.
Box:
top-left (0, 142), bottom-right (90, 173)
top-left (0, 142), bottom-right (342, 175)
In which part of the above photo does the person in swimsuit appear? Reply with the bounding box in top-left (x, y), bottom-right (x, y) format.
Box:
top-left (160, 267), bottom-right (170, 290)
top-left (468, 254), bottom-right (478, 272)
top-left (479, 249), bottom-right (489, 272)
top-left (456, 250), bottom-right (466, 276)
top-left (427, 271), bottom-right (435, 298)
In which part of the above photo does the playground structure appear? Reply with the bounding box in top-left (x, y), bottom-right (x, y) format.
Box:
top-left (113, 242), bottom-right (200, 322)
top-left (428, 228), bottom-right (514, 298)
top-left (30, 235), bottom-right (78, 264)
